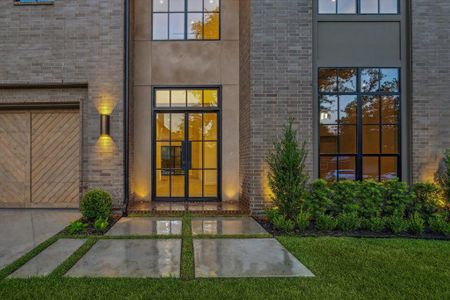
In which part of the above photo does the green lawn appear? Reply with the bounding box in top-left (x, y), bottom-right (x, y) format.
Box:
top-left (0, 217), bottom-right (449, 299)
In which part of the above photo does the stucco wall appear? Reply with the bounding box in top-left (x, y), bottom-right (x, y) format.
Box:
top-left (0, 1), bottom-right (125, 204)
top-left (132, 0), bottom-right (240, 202)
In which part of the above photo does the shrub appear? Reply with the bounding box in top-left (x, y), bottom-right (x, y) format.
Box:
top-left (362, 217), bottom-right (386, 233)
top-left (272, 215), bottom-right (295, 232)
top-left (67, 220), bottom-right (88, 235)
top-left (266, 118), bottom-right (309, 220)
top-left (385, 215), bottom-right (408, 234)
top-left (382, 179), bottom-right (414, 218)
top-left (304, 179), bottom-right (332, 218)
top-left (266, 207), bottom-right (280, 223)
top-left (408, 212), bottom-right (425, 235)
top-left (94, 218), bottom-right (109, 231)
top-left (410, 183), bottom-right (445, 220)
top-left (296, 211), bottom-right (311, 232)
top-left (330, 180), bottom-right (359, 215)
top-left (429, 215), bottom-right (450, 236)
top-left (358, 180), bottom-right (383, 219)
top-left (435, 149), bottom-right (450, 201)
top-left (315, 214), bottom-right (337, 231)
top-left (80, 189), bottom-right (112, 221)
top-left (266, 118), bottom-right (308, 220)
top-left (336, 212), bottom-right (361, 232)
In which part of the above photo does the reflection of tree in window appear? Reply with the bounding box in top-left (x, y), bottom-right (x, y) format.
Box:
top-left (361, 69), bottom-right (380, 92)
top-left (190, 10), bottom-right (220, 40)
top-left (319, 67), bottom-right (400, 182)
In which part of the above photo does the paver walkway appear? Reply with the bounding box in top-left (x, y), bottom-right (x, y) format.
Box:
top-left (0, 209), bottom-right (80, 269)
top-left (65, 239), bottom-right (181, 278)
top-left (106, 217), bottom-right (182, 236)
top-left (194, 238), bottom-right (314, 278)
top-left (9, 239), bottom-right (85, 278)
top-left (191, 217), bottom-right (268, 235)
top-left (5, 216), bottom-right (313, 279)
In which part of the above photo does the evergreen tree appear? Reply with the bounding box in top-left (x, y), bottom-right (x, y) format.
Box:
top-left (266, 118), bottom-right (308, 220)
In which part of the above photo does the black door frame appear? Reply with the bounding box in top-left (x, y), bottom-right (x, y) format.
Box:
top-left (151, 86), bottom-right (222, 202)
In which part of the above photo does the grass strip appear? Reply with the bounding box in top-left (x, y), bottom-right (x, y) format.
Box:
top-left (0, 235), bottom-right (59, 280)
top-left (49, 238), bottom-right (97, 278)
top-left (181, 214), bottom-right (195, 280)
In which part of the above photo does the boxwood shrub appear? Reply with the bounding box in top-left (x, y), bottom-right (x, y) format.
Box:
top-left (80, 189), bottom-right (112, 221)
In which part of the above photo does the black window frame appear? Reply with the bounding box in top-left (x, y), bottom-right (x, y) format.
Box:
top-left (318, 67), bottom-right (401, 182)
top-left (317, 0), bottom-right (400, 15)
top-left (151, 86), bottom-right (222, 202)
top-left (152, 0), bottom-right (221, 41)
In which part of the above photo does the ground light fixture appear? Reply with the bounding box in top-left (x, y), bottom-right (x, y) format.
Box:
top-left (100, 114), bottom-right (111, 137)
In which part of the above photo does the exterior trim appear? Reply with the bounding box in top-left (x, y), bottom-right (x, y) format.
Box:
top-left (0, 102), bottom-right (80, 110)
top-left (123, 0), bottom-right (131, 216)
top-left (0, 83), bottom-right (88, 89)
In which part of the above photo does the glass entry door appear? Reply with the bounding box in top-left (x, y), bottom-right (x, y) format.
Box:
top-left (154, 111), bottom-right (219, 201)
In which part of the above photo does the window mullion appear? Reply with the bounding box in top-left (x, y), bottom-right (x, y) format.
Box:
top-left (185, 0), bottom-right (188, 40)
top-left (356, 68), bottom-right (363, 181)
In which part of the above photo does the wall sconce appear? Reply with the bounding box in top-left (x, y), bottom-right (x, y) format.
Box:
top-left (100, 114), bottom-right (111, 137)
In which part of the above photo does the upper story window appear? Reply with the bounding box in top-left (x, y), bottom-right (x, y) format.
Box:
top-left (318, 0), bottom-right (399, 14)
top-left (319, 68), bottom-right (401, 182)
top-left (152, 0), bottom-right (220, 41)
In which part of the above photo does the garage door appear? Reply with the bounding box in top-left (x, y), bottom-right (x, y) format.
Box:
top-left (0, 109), bottom-right (80, 208)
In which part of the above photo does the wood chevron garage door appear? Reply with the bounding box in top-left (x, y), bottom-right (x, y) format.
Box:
top-left (0, 109), bottom-right (80, 208)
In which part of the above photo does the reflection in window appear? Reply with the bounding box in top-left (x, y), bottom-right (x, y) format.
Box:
top-left (361, 0), bottom-right (398, 14)
top-left (318, 0), bottom-right (356, 14)
top-left (153, 0), bottom-right (220, 40)
top-left (319, 68), bottom-right (400, 181)
top-left (318, 0), bottom-right (398, 14)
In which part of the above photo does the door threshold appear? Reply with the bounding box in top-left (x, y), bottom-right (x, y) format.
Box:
top-left (127, 201), bottom-right (248, 215)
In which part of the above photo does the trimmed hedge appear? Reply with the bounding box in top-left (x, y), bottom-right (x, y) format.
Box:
top-left (267, 179), bottom-right (450, 235)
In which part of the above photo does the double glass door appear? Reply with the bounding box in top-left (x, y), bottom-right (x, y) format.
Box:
top-left (154, 111), bottom-right (219, 200)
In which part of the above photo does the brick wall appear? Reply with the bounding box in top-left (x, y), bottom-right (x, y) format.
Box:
top-left (239, 0), bottom-right (251, 212)
top-left (241, 0), bottom-right (313, 215)
top-left (411, 1), bottom-right (450, 182)
top-left (0, 1), bottom-right (125, 204)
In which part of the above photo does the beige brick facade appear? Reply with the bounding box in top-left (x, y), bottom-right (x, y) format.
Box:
top-left (0, 0), bottom-right (449, 214)
top-left (0, 1), bottom-right (125, 205)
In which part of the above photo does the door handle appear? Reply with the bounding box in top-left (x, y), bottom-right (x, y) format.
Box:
top-left (181, 141), bottom-right (186, 170)
top-left (187, 141), bottom-right (192, 170)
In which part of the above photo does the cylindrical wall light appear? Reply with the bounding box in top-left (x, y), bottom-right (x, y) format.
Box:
top-left (100, 114), bottom-right (111, 136)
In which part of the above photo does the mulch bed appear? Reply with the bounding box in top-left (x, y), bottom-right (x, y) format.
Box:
top-left (62, 214), bottom-right (121, 236)
top-left (254, 217), bottom-right (450, 241)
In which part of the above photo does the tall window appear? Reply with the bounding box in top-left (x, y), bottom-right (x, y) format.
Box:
top-left (153, 0), bottom-right (220, 40)
top-left (318, 0), bottom-right (398, 14)
top-left (319, 68), bottom-right (400, 181)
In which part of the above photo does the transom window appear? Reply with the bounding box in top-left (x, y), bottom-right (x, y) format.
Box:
top-left (155, 88), bottom-right (219, 108)
top-left (319, 68), bottom-right (400, 182)
top-left (152, 0), bottom-right (220, 40)
top-left (318, 0), bottom-right (399, 14)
